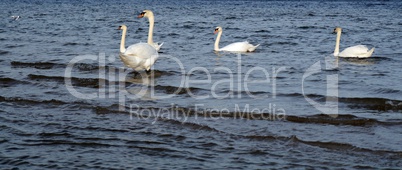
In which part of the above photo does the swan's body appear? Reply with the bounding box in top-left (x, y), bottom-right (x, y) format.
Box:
top-left (138, 10), bottom-right (163, 51)
top-left (333, 27), bottom-right (375, 58)
top-left (11, 16), bottom-right (20, 20)
top-left (214, 26), bottom-right (259, 52)
top-left (118, 25), bottom-right (159, 71)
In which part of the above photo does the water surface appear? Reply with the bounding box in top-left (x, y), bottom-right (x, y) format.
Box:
top-left (1, 0), bottom-right (401, 169)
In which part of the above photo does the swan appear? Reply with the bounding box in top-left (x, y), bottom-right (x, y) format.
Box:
top-left (11, 16), bottom-right (20, 20)
top-left (214, 26), bottom-right (259, 52)
top-left (333, 27), bottom-right (375, 58)
top-left (118, 25), bottom-right (159, 71)
top-left (138, 10), bottom-right (164, 51)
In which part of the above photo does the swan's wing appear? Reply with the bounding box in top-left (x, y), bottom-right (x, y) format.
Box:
top-left (121, 43), bottom-right (159, 70)
top-left (125, 43), bottom-right (158, 59)
top-left (220, 41), bottom-right (255, 52)
top-left (339, 45), bottom-right (373, 57)
top-left (119, 53), bottom-right (144, 70)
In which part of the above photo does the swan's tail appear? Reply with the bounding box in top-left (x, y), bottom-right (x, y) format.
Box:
top-left (155, 42), bottom-right (164, 51)
top-left (248, 44), bottom-right (260, 52)
top-left (367, 47), bottom-right (375, 57)
top-left (358, 47), bottom-right (375, 58)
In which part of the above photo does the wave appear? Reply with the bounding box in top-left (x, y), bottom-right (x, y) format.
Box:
top-left (287, 135), bottom-right (402, 156)
top-left (0, 77), bottom-right (27, 87)
top-left (20, 139), bottom-right (117, 147)
top-left (0, 50), bottom-right (9, 55)
top-left (374, 88), bottom-right (400, 94)
top-left (11, 61), bottom-right (113, 72)
top-left (281, 92), bottom-right (402, 112)
top-left (125, 69), bottom-right (174, 79)
top-left (62, 42), bottom-right (92, 46)
top-left (27, 74), bottom-right (106, 88)
top-left (5, 44), bottom-right (24, 48)
top-left (340, 97), bottom-right (402, 112)
top-left (159, 118), bottom-right (402, 156)
top-left (0, 95), bottom-right (68, 106)
top-left (236, 134), bottom-right (402, 158)
top-left (297, 26), bottom-right (326, 30)
top-left (70, 63), bottom-right (103, 72)
top-left (270, 41), bottom-right (298, 46)
top-left (255, 29), bottom-right (270, 33)
top-left (126, 102), bottom-right (402, 126)
top-left (161, 118), bottom-right (222, 133)
top-left (11, 61), bottom-right (65, 70)
top-left (153, 85), bottom-right (202, 95)
top-left (286, 114), bottom-right (378, 126)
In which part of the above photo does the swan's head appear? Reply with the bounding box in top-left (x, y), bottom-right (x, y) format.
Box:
top-left (138, 10), bottom-right (154, 18)
top-left (117, 25), bottom-right (127, 30)
top-left (333, 27), bottom-right (342, 33)
top-left (214, 27), bottom-right (222, 34)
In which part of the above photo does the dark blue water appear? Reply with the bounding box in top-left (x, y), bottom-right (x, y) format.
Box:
top-left (1, 0), bottom-right (402, 169)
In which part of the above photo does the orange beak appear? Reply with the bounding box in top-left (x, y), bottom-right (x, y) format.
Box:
top-left (214, 30), bottom-right (218, 34)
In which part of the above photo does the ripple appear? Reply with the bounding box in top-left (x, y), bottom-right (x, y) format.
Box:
top-left (0, 77), bottom-right (27, 87)
top-left (286, 114), bottom-right (377, 126)
top-left (11, 61), bottom-right (65, 70)
top-left (27, 74), bottom-right (106, 88)
top-left (1, 1), bottom-right (401, 169)
top-left (0, 50), bottom-right (10, 55)
top-left (0, 95), bottom-right (67, 106)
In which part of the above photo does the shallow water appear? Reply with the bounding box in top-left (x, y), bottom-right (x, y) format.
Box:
top-left (1, 0), bottom-right (402, 169)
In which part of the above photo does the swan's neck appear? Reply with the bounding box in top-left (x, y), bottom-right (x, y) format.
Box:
top-left (147, 15), bottom-right (155, 45)
top-left (334, 30), bottom-right (341, 56)
top-left (120, 27), bottom-right (127, 53)
top-left (214, 31), bottom-right (222, 51)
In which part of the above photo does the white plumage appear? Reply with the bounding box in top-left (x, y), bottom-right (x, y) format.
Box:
top-left (118, 25), bottom-right (159, 71)
top-left (333, 27), bottom-right (375, 58)
top-left (214, 26), bottom-right (259, 52)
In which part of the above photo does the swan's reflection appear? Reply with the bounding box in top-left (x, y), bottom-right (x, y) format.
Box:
top-left (121, 70), bottom-right (160, 100)
top-left (125, 71), bottom-right (157, 86)
top-left (214, 51), bottom-right (224, 66)
top-left (323, 55), bottom-right (379, 68)
top-left (338, 57), bottom-right (379, 66)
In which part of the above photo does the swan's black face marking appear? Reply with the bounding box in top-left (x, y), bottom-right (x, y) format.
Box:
top-left (118, 26), bottom-right (122, 30)
top-left (333, 28), bottom-right (340, 33)
top-left (138, 11), bottom-right (146, 18)
top-left (214, 28), bottom-right (219, 31)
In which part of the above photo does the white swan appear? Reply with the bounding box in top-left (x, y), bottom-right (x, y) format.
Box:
top-left (333, 27), bottom-right (375, 58)
top-left (11, 16), bottom-right (20, 20)
top-left (118, 25), bottom-right (159, 71)
top-left (214, 26), bottom-right (259, 52)
top-left (138, 10), bottom-right (164, 51)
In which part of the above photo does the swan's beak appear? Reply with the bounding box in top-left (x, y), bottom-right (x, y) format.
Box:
top-left (117, 26), bottom-right (122, 30)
